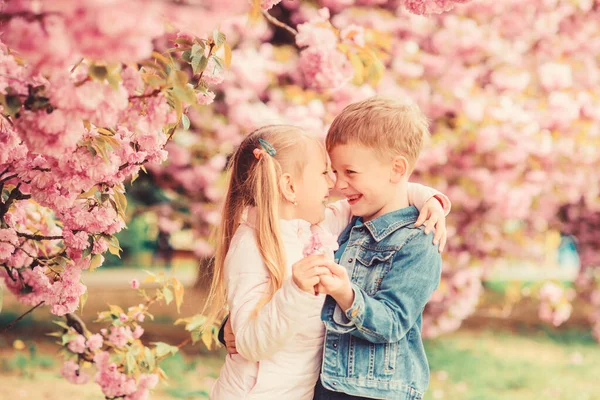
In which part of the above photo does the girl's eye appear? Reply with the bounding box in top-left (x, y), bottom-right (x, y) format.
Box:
top-left (322, 170), bottom-right (329, 175)
top-left (346, 170), bottom-right (356, 174)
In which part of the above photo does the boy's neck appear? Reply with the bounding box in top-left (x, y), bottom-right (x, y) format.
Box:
top-left (364, 180), bottom-right (410, 222)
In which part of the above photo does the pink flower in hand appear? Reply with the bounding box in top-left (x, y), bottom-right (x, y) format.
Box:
top-left (303, 230), bottom-right (339, 260)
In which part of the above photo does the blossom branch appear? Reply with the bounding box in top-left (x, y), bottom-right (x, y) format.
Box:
top-left (262, 9), bottom-right (298, 36)
top-left (16, 232), bottom-right (63, 241)
top-left (1, 301), bottom-right (45, 332)
top-left (129, 88), bottom-right (162, 101)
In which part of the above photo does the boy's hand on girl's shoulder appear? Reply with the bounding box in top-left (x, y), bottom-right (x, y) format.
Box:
top-left (414, 197), bottom-right (447, 253)
top-left (224, 318), bottom-right (237, 355)
top-left (316, 261), bottom-right (355, 312)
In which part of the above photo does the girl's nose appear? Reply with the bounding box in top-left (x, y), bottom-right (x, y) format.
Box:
top-left (326, 173), bottom-right (335, 188)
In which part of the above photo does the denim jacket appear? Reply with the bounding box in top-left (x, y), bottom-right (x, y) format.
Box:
top-left (319, 206), bottom-right (442, 400)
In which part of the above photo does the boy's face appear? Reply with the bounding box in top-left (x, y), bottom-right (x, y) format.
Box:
top-left (329, 143), bottom-right (399, 222)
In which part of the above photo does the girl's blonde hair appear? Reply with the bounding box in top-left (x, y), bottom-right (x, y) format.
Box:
top-left (202, 125), bottom-right (314, 331)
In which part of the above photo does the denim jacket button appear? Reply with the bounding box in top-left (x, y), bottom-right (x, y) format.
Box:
top-left (348, 258), bottom-right (353, 263)
top-left (333, 343), bottom-right (337, 348)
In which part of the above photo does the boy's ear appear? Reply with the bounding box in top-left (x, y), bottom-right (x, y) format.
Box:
top-left (390, 156), bottom-right (409, 183)
top-left (279, 173), bottom-right (296, 203)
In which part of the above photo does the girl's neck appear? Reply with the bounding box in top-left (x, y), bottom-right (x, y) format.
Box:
top-left (279, 201), bottom-right (298, 221)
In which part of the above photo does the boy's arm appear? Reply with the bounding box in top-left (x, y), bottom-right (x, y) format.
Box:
top-left (407, 182), bottom-right (451, 215)
top-left (226, 237), bottom-right (323, 361)
top-left (324, 231), bottom-right (442, 344)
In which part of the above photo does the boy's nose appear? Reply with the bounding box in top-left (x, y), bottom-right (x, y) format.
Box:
top-left (334, 176), bottom-right (348, 191)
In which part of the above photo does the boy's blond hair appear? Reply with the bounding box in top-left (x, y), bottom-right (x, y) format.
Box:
top-left (326, 96), bottom-right (430, 169)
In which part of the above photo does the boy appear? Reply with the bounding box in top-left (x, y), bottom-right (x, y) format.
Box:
top-left (221, 96), bottom-right (447, 400)
top-left (312, 96), bottom-right (443, 399)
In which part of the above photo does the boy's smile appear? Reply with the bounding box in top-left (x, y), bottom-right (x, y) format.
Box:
top-left (329, 143), bottom-right (409, 222)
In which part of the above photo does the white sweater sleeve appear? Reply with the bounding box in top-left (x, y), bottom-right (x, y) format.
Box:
top-left (225, 227), bottom-right (324, 362)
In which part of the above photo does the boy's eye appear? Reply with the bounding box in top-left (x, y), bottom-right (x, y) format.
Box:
top-left (346, 170), bottom-right (356, 174)
top-left (332, 170), bottom-right (338, 175)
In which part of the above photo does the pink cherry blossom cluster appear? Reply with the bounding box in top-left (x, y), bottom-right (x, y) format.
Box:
top-left (1, 0), bottom-right (166, 75)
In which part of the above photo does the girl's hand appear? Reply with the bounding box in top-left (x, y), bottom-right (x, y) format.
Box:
top-left (414, 197), bottom-right (447, 253)
top-left (292, 254), bottom-right (331, 295)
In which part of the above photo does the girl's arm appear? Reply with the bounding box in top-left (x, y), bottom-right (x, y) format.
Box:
top-left (225, 230), bottom-right (323, 362)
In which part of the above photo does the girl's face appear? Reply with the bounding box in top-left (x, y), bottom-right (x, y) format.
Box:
top-left (293, 139), bottom-right (334, 224)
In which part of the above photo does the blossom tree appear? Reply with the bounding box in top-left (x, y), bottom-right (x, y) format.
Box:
top-left (2, 0), bottom-right (600, 395)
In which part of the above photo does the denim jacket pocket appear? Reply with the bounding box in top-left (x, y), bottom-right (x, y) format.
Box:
top-left (355, 248), bottom-right (395, 295)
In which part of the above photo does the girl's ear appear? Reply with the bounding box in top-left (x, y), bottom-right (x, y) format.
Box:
top-left (279, 172), bottom-right (296, 203)
top-left (390, 155), bottom-right (409, 184)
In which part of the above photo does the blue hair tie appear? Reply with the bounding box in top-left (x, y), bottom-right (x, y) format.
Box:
top-left (258, 138), bottom-right (277, 156)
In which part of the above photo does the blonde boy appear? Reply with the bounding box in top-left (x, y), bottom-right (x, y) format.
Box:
top-left (314, 96), bottom-right (447, 400)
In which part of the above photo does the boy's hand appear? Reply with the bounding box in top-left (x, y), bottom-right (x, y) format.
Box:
top-left (292, 254), bottom-right (331, 295)
top-left (414, 197), bottom-right (447, 253)
top-left (224, 318), bottom-right (237, 355)
top-left (316, 261), bottom-right (355, 311)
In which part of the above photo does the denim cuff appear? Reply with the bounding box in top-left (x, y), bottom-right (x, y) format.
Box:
top-left (333, 304), bottom-right (354, 327)
top-left (344, 283), bottom-right (365, 325)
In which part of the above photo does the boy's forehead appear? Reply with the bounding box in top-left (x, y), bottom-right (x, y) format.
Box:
top-left (328, 142), bottom-right (376, 161)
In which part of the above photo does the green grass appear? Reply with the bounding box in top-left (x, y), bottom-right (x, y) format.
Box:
top-left (425, 329), bottom-right (600, 400)
top-left (2, 329), bottom-right (598, 399)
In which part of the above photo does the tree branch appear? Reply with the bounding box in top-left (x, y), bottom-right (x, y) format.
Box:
top-left (129, 89), bottom-right (162, 101)
top-left (2, 301), bottom-right (45, 332)
top-left (262, 9), bottom-right (298, 36)
top-left (16, 232), bottom-right (63, 241)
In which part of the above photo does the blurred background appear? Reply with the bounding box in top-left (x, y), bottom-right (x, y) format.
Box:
top-left (1, 0), bottom-right (600, 399)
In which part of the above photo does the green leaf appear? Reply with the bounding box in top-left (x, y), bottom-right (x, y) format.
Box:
top-left (89, 65), bottom-right (108, 81)
top-left (174, 314), bottom-right (205, 331)
top-left (191, 55), bottom-right (208, 75)
top-left (2, 94), bottom-right (22, 116)
top-left (153, 342), bottom-right (179, 358)
top-left (80, 290), bottom-right (88, 313)
top-left (62, 333), bottom-right (79, 346)
top-left (162, 287), bottom-right (173, 305)
top-left (52, 320), bottom-right (70, 330)
top-left (108, 236), bottom-right (122, 258)
top-left (181, 50), bottom-right (192, 63)
top-left (126, 350), bottom-right (137, 374)
top-left (213, 30), bottom-right (226, 47)
top-left (89, 253), bottom-right (103, 272)
top-left (223, 43), bottom-right (232, 68)
top-left (172, 277), bottom-right (184, 313)
top-left (191, 43), bottom-right (205, 59)
top-left (181, 114), bottom-right (190, 130)
top-left (144, 347), bottom-right (155, 371)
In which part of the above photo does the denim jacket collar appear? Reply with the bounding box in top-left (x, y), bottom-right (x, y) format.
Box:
top-left (363, 206), bottom-right (420, 242)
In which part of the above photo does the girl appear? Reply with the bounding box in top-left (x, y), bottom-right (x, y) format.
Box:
top-left (204, 125), bottom-right (449, 399)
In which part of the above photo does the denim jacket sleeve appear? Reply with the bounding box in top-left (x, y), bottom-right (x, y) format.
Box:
top-left (328, 230), bottom-right (442, 343)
